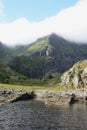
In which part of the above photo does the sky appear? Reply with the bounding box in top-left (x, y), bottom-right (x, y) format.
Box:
top-left (0, 0), bottom-right (87, 46)
top-left (0, 0), bottom-right (78, 22)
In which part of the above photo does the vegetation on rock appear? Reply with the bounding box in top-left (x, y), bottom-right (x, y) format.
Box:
top-left (61, 60), bottom-right (87, 89)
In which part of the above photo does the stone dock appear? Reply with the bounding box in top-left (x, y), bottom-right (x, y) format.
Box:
top-left (0, 88), bottom-right (87, 105)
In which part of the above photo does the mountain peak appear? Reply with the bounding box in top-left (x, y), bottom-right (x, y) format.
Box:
top-left (49, 33), bottom-right (68, 42)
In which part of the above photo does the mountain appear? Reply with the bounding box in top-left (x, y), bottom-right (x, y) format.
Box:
top-left (1, 33), bottom-right (87, 79)
top-left (8, 33), bottom-right (87, 78)
top-left (0, 64), bottom-right (28, 84)
top-left (0, 42), bottom-right (12, 63)
top-left (0, 41), bottom-right (29, 63)
top-left (61, 60), bottom-right (87, 88)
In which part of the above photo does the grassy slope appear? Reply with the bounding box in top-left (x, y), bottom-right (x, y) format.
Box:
top-left (0, 63), bottom-right (61, 87)
top-left (0, 43), bottom-right (30, 63)
top-left (0, 64), bottom-right (28, 84)
top-left (8, 36), bottom-right (54, 78)
top-left (28, 37), bottom-right (51, 52)
top-left (0, 82), bottom-right (70, 91)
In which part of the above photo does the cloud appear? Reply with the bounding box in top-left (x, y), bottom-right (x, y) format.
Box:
top-left (0, 0), bottom-right (87, 46)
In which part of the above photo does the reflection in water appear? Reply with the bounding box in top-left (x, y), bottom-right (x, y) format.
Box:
top-left (0, 101), bottom-right (87, 130)
top-left (70, 103), bottom-right (87, 111)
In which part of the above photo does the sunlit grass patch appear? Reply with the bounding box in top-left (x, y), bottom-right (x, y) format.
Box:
top-left (0, 83), bottom-right (73, 92)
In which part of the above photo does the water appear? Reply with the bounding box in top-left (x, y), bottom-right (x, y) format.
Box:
top-left (0, 100), bottom-right (87, 130)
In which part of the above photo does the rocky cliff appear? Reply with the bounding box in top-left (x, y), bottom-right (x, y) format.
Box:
top-left (61, 60), bottom-right (87, 88)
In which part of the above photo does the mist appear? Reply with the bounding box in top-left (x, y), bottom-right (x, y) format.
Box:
top-left (0, 0), bottom-right (87, 46)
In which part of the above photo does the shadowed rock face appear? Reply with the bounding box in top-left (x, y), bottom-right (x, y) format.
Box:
top-left (0, 89), bottom-right (37, 105)
top-left (11, 92), bottom-right (36, 103)
top-left (69, 94), bottom-right (79, 105)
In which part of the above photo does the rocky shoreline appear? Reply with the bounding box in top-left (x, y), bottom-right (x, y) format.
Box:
top-left (0, 88), bottom-right (87, 105)
top-left (0, 88), bottom-right (36, 105)
top-left (35, 89), bottom-right (87, 105)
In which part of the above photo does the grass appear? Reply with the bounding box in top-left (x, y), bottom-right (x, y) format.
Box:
top-left (0, 83), bottom-right (73, 92)
top-left (0, 83), bottom-right (56, 91)
top-left (28, 37), bottom-right (50, 53)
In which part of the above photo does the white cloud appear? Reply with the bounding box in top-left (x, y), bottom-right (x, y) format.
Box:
top-left (0, 0), bottom-right (87, 46)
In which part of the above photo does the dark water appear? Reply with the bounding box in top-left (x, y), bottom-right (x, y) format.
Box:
top-left (0, 101), bottom-right (87, 130)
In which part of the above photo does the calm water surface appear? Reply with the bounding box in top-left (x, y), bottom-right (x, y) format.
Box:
top-left (0, 100), bottom-right (87, 130)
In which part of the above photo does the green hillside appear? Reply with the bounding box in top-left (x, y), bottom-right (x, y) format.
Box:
top-left (1, 33), bottom-right (87, 79)
top-left (0, 64), bottom-right (29, 84)
top-left (8, 33), bottom-right (87, 79)
top-left (0, 42), bottom-right (12, 63)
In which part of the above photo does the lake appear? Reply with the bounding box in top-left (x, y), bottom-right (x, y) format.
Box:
top-left (0, 100), bottom-right (87, 130)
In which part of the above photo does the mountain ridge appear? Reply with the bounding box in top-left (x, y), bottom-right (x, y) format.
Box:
top-left (1, 33), bottom-right (87, 79)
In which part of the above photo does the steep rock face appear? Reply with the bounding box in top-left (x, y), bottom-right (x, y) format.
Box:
top-left (61, 60), bottom-right (87, 88)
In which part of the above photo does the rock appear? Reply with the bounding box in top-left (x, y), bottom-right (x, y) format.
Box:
top-left (69, 94), bottom-right (79, 104)
top-left (2, 66), bottom-right (12, 72)
top-left (61, 60), bottom-right (87, 88)
top-left (0, 89), bottom-right (36, 104)
top-left (0, 88), bottom-right (87, 106)
top-left (82, 67), bottom-right (87, 86)
top-left (11, 92), bottom-right (36, 103)
top-left (72, 74), bottom-right (79, 88)
top-left (10, 75), bottom-right (18, 80)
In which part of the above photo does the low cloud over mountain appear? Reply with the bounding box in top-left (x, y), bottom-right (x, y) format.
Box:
top-left (0, 0), bottom-right (87, 46)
